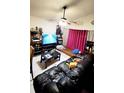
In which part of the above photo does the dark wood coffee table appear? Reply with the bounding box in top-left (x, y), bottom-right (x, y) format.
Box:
top-left (40, 50), bottom-right (61, 68)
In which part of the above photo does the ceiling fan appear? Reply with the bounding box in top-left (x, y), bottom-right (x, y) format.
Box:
top-left (59, 6), bottom-right (79, 26)
top-left (61, 6), bottom-right (67, 20)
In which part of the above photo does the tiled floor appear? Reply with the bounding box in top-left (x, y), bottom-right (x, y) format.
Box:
top-left (30, 50), bottom-right (70, 93)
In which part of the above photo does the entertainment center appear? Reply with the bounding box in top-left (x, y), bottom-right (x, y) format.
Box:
top-left (30, 26), bottom-right (63, 56)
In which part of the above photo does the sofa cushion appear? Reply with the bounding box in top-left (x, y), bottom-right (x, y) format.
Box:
top-left (33, 73), bottom-right (51, 93)
top-left (44, 82), bottom-right (60, 93)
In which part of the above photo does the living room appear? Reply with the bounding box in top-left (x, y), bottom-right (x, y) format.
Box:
top-left (1, 0), bottom-right (124, 93)
top-left (30, 0), bottom-right (94, 93)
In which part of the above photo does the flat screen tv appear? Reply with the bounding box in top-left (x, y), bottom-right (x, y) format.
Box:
top-left (42, 33), bottom-right (57, 46)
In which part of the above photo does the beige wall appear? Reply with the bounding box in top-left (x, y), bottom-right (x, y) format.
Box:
top-left (30, 16), bottom-right (57, 34)
top-left (62, 29), bottom-right (69, 46)
top-left (30, 16), bottom-right (70, 46)
top-left (30, 13), bottom-right (94, 31)
top-left (81, 14), bottom-right (94, 30)
top-left (87, 30), bottom-right (94, 41)
top-left (30, 15), bottom-right (94, 46)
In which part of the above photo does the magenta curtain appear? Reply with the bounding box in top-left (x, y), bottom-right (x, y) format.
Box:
top-left (66, 29), bottom-right (88, 53)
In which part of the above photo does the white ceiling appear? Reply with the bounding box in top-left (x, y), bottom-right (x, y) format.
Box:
top-left (30, 0), bottom-right (94, 22)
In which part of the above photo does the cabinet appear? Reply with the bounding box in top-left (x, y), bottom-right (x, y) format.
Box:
top-left (57, 35), bottom-right (63, 45)
top-left (31, 30), bottom-right (42, 55)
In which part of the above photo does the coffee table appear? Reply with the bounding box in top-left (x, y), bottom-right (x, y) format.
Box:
top-left (40, 50), bottom-right (61, 68)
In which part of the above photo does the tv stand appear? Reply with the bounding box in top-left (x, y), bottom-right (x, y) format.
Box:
top-left (42, 44), bottom-right (57, 52)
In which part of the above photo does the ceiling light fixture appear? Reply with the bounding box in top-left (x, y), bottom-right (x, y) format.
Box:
top-left (59, 6), bottom-right (69, 28)
top-left (58, 5), bottom-right (78, 27)
top-left (61, 6), bottom-right (67, 20)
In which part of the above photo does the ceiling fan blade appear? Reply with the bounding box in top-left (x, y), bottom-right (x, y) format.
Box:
top-left (45, 7), bottom-right (62, 12)
top-left (66, 0), bottom-right (82, 8)
top-left (91, 20), bottom-right (94, 25)
top-left (69, 20), bottom-right (79, 25)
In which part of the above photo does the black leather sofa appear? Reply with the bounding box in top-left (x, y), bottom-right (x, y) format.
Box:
top-left (33, 53), bottom-right (94, 93)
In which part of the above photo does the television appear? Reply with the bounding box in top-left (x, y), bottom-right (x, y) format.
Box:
top-left (42, 33), bottom-right (57, 46)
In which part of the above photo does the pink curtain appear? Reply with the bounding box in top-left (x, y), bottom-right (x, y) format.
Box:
top-left (66, 29), bottom-right (88, 53)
